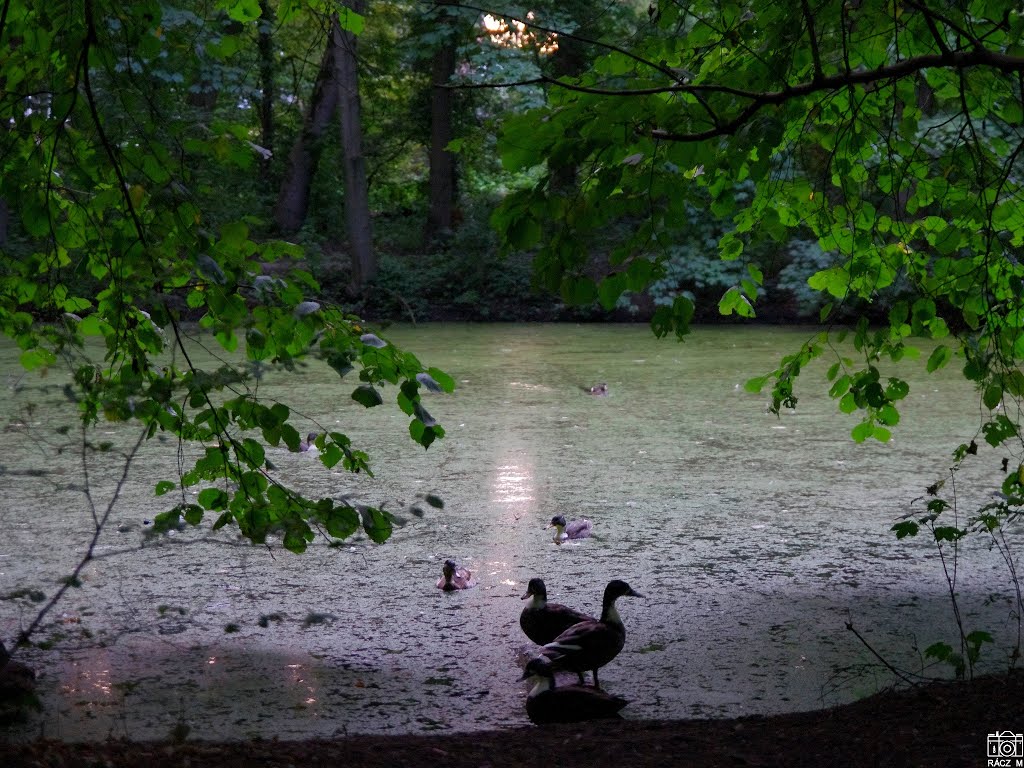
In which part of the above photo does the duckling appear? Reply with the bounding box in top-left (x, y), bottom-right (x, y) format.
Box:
top-left (548, 514), bottom-right (593, 545)
top-left (520, 578), bottom-right (594, 646)
top-left (436, 559), bottom-right (476, 591)
top-left (521, 656), bottom-right (627, 724)
top-left (538, 579), bottom-right (641, 689)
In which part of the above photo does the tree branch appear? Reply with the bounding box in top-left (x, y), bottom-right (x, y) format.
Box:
top-left (82, 0), bottom-right (147, 247)
top-left (530, 46), bottom-right (1024, 143)
top-left (16, 427), bottom-right (148, 647)
top-left (800, 0), bottom-right (824, 81)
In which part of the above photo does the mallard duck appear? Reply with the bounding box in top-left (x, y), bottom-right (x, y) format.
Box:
top-left (0, 641), bottom-right (36, 720)
top-left (521, 656), bottom-right (627, 724)
top-left (583, 383), bottom-right (608, 396)
top-left (537, 579), bottom-right (641, 689)
top-left (520, 578), bottom-right (594, 646)
top-left (548, 515), bottom-right (593, 545)
top-left (436, 559), bottom-right (476, 591)
top-left (298, 431), bottom-right (320, 452)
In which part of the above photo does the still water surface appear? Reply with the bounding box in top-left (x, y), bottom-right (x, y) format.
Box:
top-left (0, 324), bottom-right (1018, 740)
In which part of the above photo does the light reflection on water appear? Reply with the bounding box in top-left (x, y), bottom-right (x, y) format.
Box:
top-left (0, 324), bottom-right (1020, 741)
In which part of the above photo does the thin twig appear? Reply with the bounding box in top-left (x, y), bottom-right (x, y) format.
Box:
top-left (845, 618), bottom-right (921, 687)
top-left (16, 426), bottom-right (148, 647)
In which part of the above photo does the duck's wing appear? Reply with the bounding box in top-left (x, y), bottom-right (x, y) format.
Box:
top-left (541, 619), bottom-right (605, 657)
top-left (522, 602), bottom-right (595, 645)
top-left (541, 617), bottom-right (626, 671)
top-left (566, 518), bottom-right (593, 538)
top-left (546, 601), bottom-right (595, 627)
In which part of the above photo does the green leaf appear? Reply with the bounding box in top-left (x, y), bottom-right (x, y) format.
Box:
top-left (20, 348), bottom-right (56, 371)
top-left (223, 0), bottom-right (262, 22)
top-left (155, 480), bottom-right (176, 496)
top-left (198, 488), bottom-right (229, 510)
top-left (924, 642), bottom-right (953, 661)
top-left (325, 505), bottom-right (359, 539)
top-left (352, 385), bottom-right (383, 408)
top-left (361, 507), bottom-right (392, 543)
top-left (926, 346), bottom-right (952, 373)
top-left (507, 216), bottom-right (541, 249)
top-left (183, 504), bottom-right (204, 526)
top-left (561, 276), bottom-right (597, 306)
top-left (850, 421), bottom-right (873, 443)
top-left (983, 384), bottom-right (1003, 411)
top-left (933, 526), bottom-right (963, 542)
top-left (598, 273), bottom-right (627, 310)
top-left (744, 375), bottom-right (768, 393)
top-left (425, 367), bottom-right (455, 393)
top-left (336, 6), bottom-right (365, 34)
top-left (891, 521), bottom-right (919, 539)
top-left (965, 630), bottom-right (993, 645)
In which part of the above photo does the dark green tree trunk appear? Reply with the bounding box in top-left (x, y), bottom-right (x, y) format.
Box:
top-left (273, 33), bottom-right (338, 233)
top-left (333, 6), bottom-right (375, 291)
top-left (426, 1), bottom-right (457, 245)
top-left (256, 0), bottom-right (276, 180)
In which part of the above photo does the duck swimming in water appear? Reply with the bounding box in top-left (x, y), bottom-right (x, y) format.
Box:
top-left (520, 578), bottom-right (594, 646)
top-left (583, 383), bottom-right (609, 396)
top-left (521, 656), bottom-right (628, 724)
top-left (548, 515), bottom-right (593, 545)
top-left (298, 431), bottom-right (320, 452)
top-left (537, 579), bottom-right (641, 689)
top-left (436, 559), bottom-right (476, 591)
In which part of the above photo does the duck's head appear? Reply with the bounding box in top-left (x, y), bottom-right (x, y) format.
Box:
top-left (442, 559), bottom-right (458, 579)
top-left (520, 656), bottom-right (555, 682)
top-left (522, 577), bottom-right (547, 601)
top-left (547, 515), bottom-right (567, 530)
top-left (604, 579), bottom-right (642, 603)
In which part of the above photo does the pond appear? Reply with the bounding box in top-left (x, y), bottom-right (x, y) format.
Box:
top-left (0, 323), bottom-right (1019, 740)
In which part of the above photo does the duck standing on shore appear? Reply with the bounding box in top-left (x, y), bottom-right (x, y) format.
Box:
top-left (520, 578), bottom-right (594, 646)
top-left (536, 579), bottom-right (641, 689)
top-left (0, 641), bottom-right (37, 724)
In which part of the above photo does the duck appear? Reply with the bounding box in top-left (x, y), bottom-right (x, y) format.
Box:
top-left (0, 641), bottom-right (37, 724)
top-left (436, 559), bottom-right (476, 591)
top-left (521, 656), bottom-right (628, 724)
top-left (536, 579), bottom-right (641, 689)
top-left (583, 383), bottom-right (608, 396)
top-left (548, 514), bottom-right (593, 545)
top-left (520, 578), bottom-right (594, 646)
top-left (298, 432), bottom-right (320, 452)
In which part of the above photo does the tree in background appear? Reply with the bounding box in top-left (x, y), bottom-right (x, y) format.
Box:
top-left (492, 0), bottom-right (1024, 672)
top-left (333, 4), bottom-right (375, 290)
top-left (0, 0), bottom-right (452, 568)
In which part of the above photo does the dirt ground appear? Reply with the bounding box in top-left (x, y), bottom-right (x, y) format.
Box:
top-left (2, 670), bottom-right (1022, 767)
